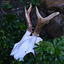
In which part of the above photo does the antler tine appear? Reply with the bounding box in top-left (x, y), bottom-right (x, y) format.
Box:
top-left (36, 6), bottom-right (60, 23)
top-left (25, 3), bottom-right (32, 32)
top-left (44, 12), bottom-right (60, 22)
top-left (33, 6), bottom-right (60, 36)
top-left (28, 3), bottom-right (32, 13)
top-left (36, 6), bottom-right (43, 20)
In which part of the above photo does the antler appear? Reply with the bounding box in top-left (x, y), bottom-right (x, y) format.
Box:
top-left (25, 3), bottom-right (32, 32)
top-left (33, 6), bottom-right (60, 36)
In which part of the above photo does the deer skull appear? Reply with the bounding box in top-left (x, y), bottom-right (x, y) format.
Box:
top-left (10, 4), bottom-right (60, 61)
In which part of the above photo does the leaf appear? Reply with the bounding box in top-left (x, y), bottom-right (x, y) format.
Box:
top-left (61, 51), bottom-right (64, 55)
top-left (53, 39), bottom-right (57, 46)
top-left (61, 36), bottom-right (64, 40)
top-left (55, 58), bottom-right (58, 64)
top-left (57, 41), bottom-right (64, 46)
top-left (43, 35), bottom-right (47, 41)
top-left (50, 48), bottom-right (55, 54)
top-left (33, 47), bottom-right (39, 50)
top-left (46, 47), bottom-right (52, 51)
top-left (20, 0), bottom-right (23, 4)
top-left (1, 3), bottom-right (6, 9)
top-left (58, 46), bottom-right (64, 51)
top-left (36, 48), bottom-right (43, 53)
top-left (59, 56), bottom-right (64, 60)
top-left (19, 22), bottom-right (25, 30)
top-left (36, 3), bottom-right (40, 6)
top-left (35, 43), bottom-right (39, 46)
top-left (7, 5), bottom-right (12, 9)
top-left (46, 47), bottom-right (55, 54)
top-left (56, 48), bottom-right (61, 56)
top-left (43, 41), bottom-right (53, 47)
top-left (57, 38), bottom-right (60, 41)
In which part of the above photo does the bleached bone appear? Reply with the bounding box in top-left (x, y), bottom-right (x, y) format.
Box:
top-left (10, 4), bottom-right (32, 55)
top-left (10, 4), bottom-right (42, 61)
top-left (10, 4), bottom-right (60, 61)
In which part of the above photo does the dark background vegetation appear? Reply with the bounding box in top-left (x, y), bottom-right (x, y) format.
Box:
top-left (0, 0), bottom-right (64, 64)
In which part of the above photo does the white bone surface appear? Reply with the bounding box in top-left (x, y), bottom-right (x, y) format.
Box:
top-left (10, 30), bottom-right (43, 61)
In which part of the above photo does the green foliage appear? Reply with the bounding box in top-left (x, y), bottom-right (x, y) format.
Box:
top-left (34, 36), bottom-right (64, 64)
top-left (0, 14), bottom-right (26, 64)
top-left (1, 3), bottom-right (12, 9)
top-left (26, 0), bottom-right (40, 8)
top-left (0, 14), bottom-right (64, 64)
top-left (62, 8), bottom-right (64, 12)
top-left (20, 0), bottom-right (23, 4)
top-left (23, 53), bottom-right (36, 64)
top-left (31, 0), bottom-right (40, 6)
top-left (0, 1), bottom-right (64, 64)
top-left (1, 13), bottom-right (64, 64)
